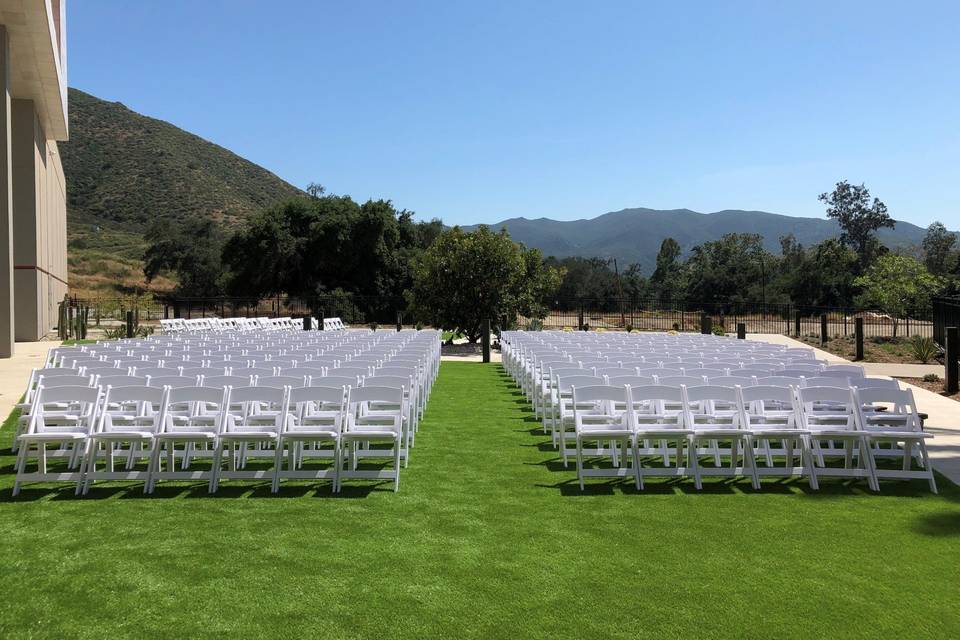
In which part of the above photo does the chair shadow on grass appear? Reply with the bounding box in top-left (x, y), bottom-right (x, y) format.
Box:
top-left (0, 479), bottom-right (388, 502)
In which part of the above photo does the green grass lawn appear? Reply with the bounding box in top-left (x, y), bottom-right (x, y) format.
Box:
top-left (1, 362), bottom-right (959, 638)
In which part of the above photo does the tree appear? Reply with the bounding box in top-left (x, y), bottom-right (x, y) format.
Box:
top-left (305, 182), bottom-right (326, 198)
top-left (854, 255), bottom-right (944, 337)
top-left (409, 226), bottom-right (563, 342)
top-left (819, 181), bottom-right (894, 269)
top-left (650, 238), bottom-right (683, 299)
top-left (222, 195), bottom-right (438, 305)
top-left (144, 218), bottom-right (225, 297)
top-left (774, 237), bottom-right (858, 309)
top-left (921, 221), bottom-right (957, 275)
top-left (683, 233), bottom-right (770, 304)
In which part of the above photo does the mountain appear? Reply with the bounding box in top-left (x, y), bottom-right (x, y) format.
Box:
top-left (61, 88), bottom-right (305, 295)
top-left (465, 208), bottom-right (936, 273)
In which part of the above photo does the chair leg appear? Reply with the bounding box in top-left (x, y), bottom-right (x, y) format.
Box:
top-left (271, 441), bottom-right (284, 493)
top-left (13, 441), bottom-right (30, 496)
top-left (393, 437), bottom-right (401, 492)
top-left (689, 436), bottom-right (701, 490)
top-left (631, 438), bottom-right (642, 490)
top-left (918, 442), bottom-right (937, 494)
top-left (576, 437), bottom-right (585, 491)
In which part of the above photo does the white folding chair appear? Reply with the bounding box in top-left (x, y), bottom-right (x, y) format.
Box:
top-left (339, 386), bottom-right (404, 492)
top-left (79, 385), bottom-right (170, 494)
top-left (273, 386), bottom-right (346, 492)
top-left (13, 385), bottom-right (101, 496)
top-left (571, 384), bottom-right (639, 490)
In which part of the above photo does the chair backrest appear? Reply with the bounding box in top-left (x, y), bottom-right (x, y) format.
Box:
top-left (331, 366), bottom-right (371, 379)
top-left (229, 367), bottom-right (276, 378)
top-left (347, 385), bottom-right (403, 407)
top-left (96, 374), bottom-right (148, 388)
top-left (797, 385), bottom-right (857, 413)
top-left (628, 384), bottom-right (685, 403)
top-left (755, 376), bottom-right (804, 387)
top-left (35, 384), bottom-right (101, 406)
top-left (683, 367), bottom-right (728, 378)
top-left (684, 384), bottom-right (740, 404)
top-left (256, 375), bottom-right (307, 388)
top-left (228, 385), bottom-right (287, 404)
top-left (556, 374), bottom-right (606, 393)
top-left (605, 374), bottom-right (656, 388)
top-left (201, 375), bottom-right (253, 389)
top-left (36, 374), bottom-right (93, 388)
top-left (102, 382), bottom-right (166, 402)
top-left (656, 375), bottom-right (706, 386)
top-left (148, 375), bottom-right (199, 389)
top-left (708, 375), bottom-right (756, 387)
top-left (309, 375), bottom-right (357, 388)
top-left (593, 367), bottom-right (637, 378)
top-left (363, 375), bottom-right (409, 390)
top-left (571, 383), bottom-right (629, 406)
top-left (803, 376), bottom-right (852, 388)
top-left (289, 385), bottom-right (344, 407)
top-left (168, 386), bottom-right (227, 405)
top-left (823, 364), bottom-right (865, 376)
top-left (852, 377), bottom-right (900, 390)
top-left (740, 384), bottom-right (797, 406)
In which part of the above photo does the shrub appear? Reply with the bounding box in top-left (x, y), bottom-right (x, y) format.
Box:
top-left (415, 321), bottom-right (424, 331)
top-left (625, 323), bottom-right (634, 333)
top-left (370, 322), bottom-right (379, 332)
top-left (923, 373), bottom-right (941, 383)
top-left (526, 318), bottom-right (543, 331)
top-left (909, 335), bottom-right (937, 364)
top-left (711, 325), bottom-right (726, 336)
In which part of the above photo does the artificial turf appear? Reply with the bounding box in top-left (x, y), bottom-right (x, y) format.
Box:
top-left (1, 361), bottom-right (958, 638)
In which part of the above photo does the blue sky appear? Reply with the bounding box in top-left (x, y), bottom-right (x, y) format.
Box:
top-left (69, 1), bottom-right (959, 227)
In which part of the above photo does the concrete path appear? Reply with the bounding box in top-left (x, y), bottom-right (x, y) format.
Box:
top-left (0, 341), bottom-right (59, 420)
top-left (748, 333), bottom-right (960, 485)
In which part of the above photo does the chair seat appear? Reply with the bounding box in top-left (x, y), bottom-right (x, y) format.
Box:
top-left (155, 431), bottom-right (217, 440)
top-left (220, 430), bottom-right (278, 440)
top-left (806, 429), bottom-right (863, 438)
top-left (343, 429), bottom-right (399, 440)
top-left (578, 427), bottom-right (633, 438)
top-left (635, 428), bottom-right (694, 437)
top-left (17, 432), bottom-right (86, 441)
top-left (281, 429), bottom-right (339, 439)
top-left (864, 430), bottom-right (932, 440)
top-left (91, 430), bottom-right (155, 440)
top-left (693, 428), bottom-right (748, 437)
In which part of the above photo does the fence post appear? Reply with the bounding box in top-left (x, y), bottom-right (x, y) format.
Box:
top-left (396, 312), bottom-right (402, 332)
top-left (578, 304), bottom-right (585, 331)
top-left (737, 323), bottom-right (746, 339)
top-left (820, 314), bottom-right (828, 346)
top-left (794, 311), bottom-right (801, 338)
top-left (946, 327), bottom-right (958, 394)
top-left (855, 317), bottom-right (864, 361)
top-left (482, 318), bottom-right (491, 363)
top-left (125, 311), bottom-right (134, 339)
top-left (700, 313), bottom-right (712, 335)
top-left (303, 315), bottom-right (312, 331)
top-left (318, 309), bottom-right (325, 330)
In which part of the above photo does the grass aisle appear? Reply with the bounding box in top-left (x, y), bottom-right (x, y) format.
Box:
top-left (0, 362), bottom-right (958, 638)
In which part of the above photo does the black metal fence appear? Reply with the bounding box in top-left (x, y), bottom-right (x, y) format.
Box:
top-left (933, 296), bottom-right (960, 347)
top-left (521, 298), bottom-right (934, 339)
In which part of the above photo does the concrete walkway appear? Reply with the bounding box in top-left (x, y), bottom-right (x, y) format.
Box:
top-left (748, 333), bottom-right (960, 485)
top-left (0, 341), bottom-right (59, 421)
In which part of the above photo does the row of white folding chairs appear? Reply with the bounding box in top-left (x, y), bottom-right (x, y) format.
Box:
top-left (518, 352), bottom-right (841, 423)
top-left (565, 382), bottom-right (936, 493)
top-left (160, 317), bottom-right (301, 334)
top-left (544, 369), bottom-right (885, 445)
top-left (12, 383), bottom-right (411, 496)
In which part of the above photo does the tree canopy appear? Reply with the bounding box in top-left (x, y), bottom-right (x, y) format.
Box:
top-left (818, 181), bottom-right (894, 269)
top-left (408, 226), bottom-right (563, 341)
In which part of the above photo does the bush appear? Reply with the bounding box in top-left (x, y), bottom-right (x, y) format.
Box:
top-left (923, 373), bottom-right (941, 383)
top-left (909, 335), bottom-right (937, 364)
top-left (711, 325), bottom-right (726, 336)
top-left (415, 321), bottom-right (424, 331)
top-left (625, 323), bottom-right (634, 333)
top-left (370, 322), bottom-right (379, 332)
top-left (525, 318), bottom-right (543, 331)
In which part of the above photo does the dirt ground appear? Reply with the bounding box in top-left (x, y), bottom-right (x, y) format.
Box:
top-left (799, 335), bottom-right (938, 365)
top-left (902, 376), bottom-right (960, 402)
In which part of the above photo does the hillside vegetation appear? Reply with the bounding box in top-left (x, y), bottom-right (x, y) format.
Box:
top-left (61, 88), bottom-right (304, 296)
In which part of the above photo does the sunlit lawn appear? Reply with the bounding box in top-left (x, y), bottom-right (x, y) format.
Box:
top-left (1, 362), bottom-right (958, 638)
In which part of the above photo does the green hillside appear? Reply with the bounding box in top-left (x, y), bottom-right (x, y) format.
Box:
top-left (61, 88), bottom-right (304, 296)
